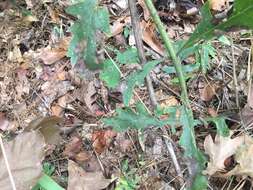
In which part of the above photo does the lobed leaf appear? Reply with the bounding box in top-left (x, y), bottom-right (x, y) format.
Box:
top-left (66, 0), bottom-right (110, 69)
top-left (103, 102), bottom-right (164, 131)
top-left (100, 59), bottom-right (121, 88)
top-left (183, 0), bottom-right (253, 49)
top-left (123, 60), bottom-right (160, 106)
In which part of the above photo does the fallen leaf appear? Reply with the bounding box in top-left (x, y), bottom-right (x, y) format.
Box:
top-left (92, 129), bottom-right (117, 154)
top-left (39, 37), bottom-right (70, 65)
top-left (203, 133), bottom-right (247, 176)
top-left (209, 0), bottom-right (228, 11)
top-left (25, 116), bottom-right (63, 145)
top-left (110, 16), bottom-right (131, 36)
top-left (67, 160), bottom-right (111, 190)
top-left (138, 0), bottom-right (150, 20)
top-left (81, 81), bottom-right (105, 115)
top-left (0, 112), bottom-right (9, 131)
top-left (140, 21), bottom-right (165, 56)
top-left (0, 131), bottom-right (45, 190)
top-left (224, 140), bottom-right (253, 178)
top-left (63, 136), bottom-right (83, 159)
top-left (199, 82), bottom-right (216, 101)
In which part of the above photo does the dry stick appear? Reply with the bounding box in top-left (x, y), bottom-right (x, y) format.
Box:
top-left (231, 43), bottom-right (239, 107)
top-left (128, 0), bottom-right (184, 185)
top-left (128, 0), bottom-right (157, 106)
top-left (0, 136), bottom-right (17, 190)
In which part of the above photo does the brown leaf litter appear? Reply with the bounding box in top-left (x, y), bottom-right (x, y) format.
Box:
top-left (204, 131), bottom-right (253, 178)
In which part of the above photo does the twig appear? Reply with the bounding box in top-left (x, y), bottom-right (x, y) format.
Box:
top-left (231, 42), bottom-right (239, 107)
top-left (128, 0), bottom-right (157, 106)
top-left (0, 135), bottom-right (17, 190)
top-left (128, 0), bottom-right (183, 185)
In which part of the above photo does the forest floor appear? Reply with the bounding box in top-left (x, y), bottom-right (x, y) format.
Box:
top-left (0, 0), bottom-right (253, 189)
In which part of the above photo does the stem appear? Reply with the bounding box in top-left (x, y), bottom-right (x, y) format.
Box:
top-left (128, 0), bottom-right (158, 107)
top-left (144, 0), bottom-right (190, 108)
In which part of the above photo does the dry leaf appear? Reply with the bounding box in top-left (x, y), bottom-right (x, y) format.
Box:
top-left (199, 82), bottom-right (216, 101)
top-left (224, 141), bottom-right (253, 178)
top-left (137, 0), bottom-right (150, 20)
top-left (110, 16), bottom-right (131, 37)
top-left (26, 116), bottom-right (63, 145)
top-left (0, 131), bottom-right (45, 190)
top-left (203, 133), bottom-right (246, 175)
top-left (92, 129), bottom-right (117, 154)
top-left (39, 37), bottom-right (70, 65)
top-left (0, 112), bottom-right (9, 131)
top-left (67, 160), bottom-right (111, 190)
top-left (63, 136), bottom-right (83, 159)
top-left (140, 21), bottom-right (165, 56)
top-left (209, 0), bottom-right (228, 11)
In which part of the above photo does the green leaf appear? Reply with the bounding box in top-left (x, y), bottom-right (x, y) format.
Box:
top-left (103, 104), bottom-right (164, 131)
top-left (178, 106), bottom-right (207, 190)
top-left (100, 59), bottom-right (121, 88)
top-left (163, 63), bottom-right (200, 74)
top-left (66, 0), bottom-right (110, 69)
top-left (183, 0), bottom-right (253, 49)
top-left (205, 117), bottom-right (230, 137)
top-left (43, 162), bottom-right (55, 176)
top-left (116, 48), bottom-right (139, 64)
top-left (33, 174), bottom-right (64, 190)
top-left (123, 60), bottom-right (159, 106)
top-left (200, 42), bottom-right (216, 73)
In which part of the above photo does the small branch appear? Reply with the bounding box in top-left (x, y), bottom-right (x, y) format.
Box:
top-left (0, 135), bottom-right (17, 190)
top-left (128, 0), bottom-right (158, 107)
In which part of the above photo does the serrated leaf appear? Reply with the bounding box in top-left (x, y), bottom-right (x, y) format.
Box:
top-left (205, 117), bottom-right (229, 137)
top-left (178, 106), bottom-right (207, 190)
top-left (123, 60), bottom-right (159, 106)
top-left (163, 63), bottom-right (200, 74)
top-left (66, 0), bottom-right (110, 69)
top-left (100, 59), bottom-right (121, 88)
top-left (103, 104), bottom-right (164, 131)
top-left (183, 0), bottom-right (253, 49)
top-left (116, 48), bottom-right (139, 64)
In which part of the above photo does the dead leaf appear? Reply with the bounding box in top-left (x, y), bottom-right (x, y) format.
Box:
top-left (199, 82), bottom-right (217, 101)
top-left (67, 160), bottom-right (111, 190)
top-left (39, 37), bottom-right (70, 65)
top-left (110, 16), bottom-right (131, 36)
top-left (209, 0), bottom-right (228, 11)
top-left (138, 0), bottom-right (150, 20)
top-left (224, 141), bottom-right (253, 178)
top-left (92, 129), bottom-right (117, 154)
top-left (63, 136), bottom-right (83, 159)
top-left (203, 133), bottom-right (247, 176)
top-left (0, 131), bottom-right (45, 190)
top-left (0, 112), bottom-right (9, 131)
top-left (25, 116), bottom-right (63, 145)
top-left (140, 21), bottom-right (165, 56)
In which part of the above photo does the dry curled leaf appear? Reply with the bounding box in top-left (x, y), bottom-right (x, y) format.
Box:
top-left (39, 37), bottom-right (70, 65)
top-left (67, 160), bottom-right (111, 190)
top-left (0, 131), bottom-right (45, 190)
top-left (204, 133), bottom-right (247, 176)
top-left (0, 112), bottom-right (9, 131)
top-left (209, 0), bottom-right (228, 11)
top-left (199, 82), bottom-right (217, 101)
top-left (92, 129), bottom-right (117, 154)
top-left (140, 20), bottom-right (165, 56)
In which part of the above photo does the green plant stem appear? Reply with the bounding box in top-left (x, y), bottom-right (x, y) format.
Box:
top-left (144, 0), bottom-right (190, 108)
